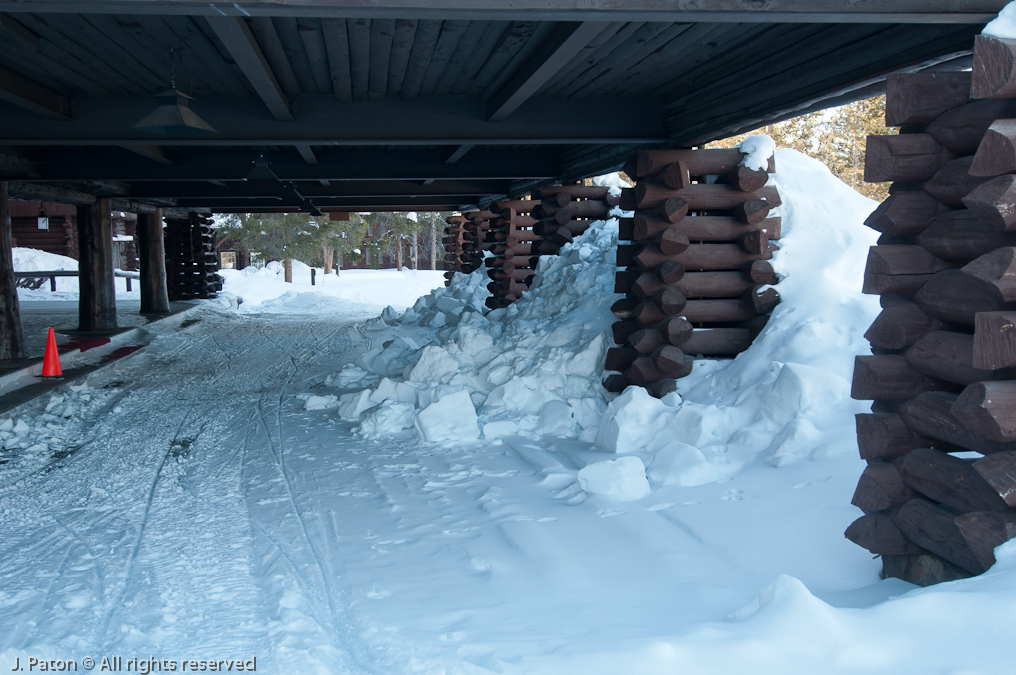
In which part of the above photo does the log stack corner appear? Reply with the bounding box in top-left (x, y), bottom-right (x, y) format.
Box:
top-left (848, 34), bottom-right (1016, 586)
top-left (607, 148), bottom-right (782, 398)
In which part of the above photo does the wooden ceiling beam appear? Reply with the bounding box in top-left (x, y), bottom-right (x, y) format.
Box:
top-left (0, 1), bottom-right (1002, 24)
top-left (487, 22), bottom-right (608, 122)
top-left (0, 95), bottom-right (665, 145)
top-left (125, 177), bottom-right (509, 199)
top-left (205, 16), bottom-right (293, 121)
top-left (0, 64), bottom-right (69, 119)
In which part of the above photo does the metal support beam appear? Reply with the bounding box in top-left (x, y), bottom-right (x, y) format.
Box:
top-left (295, 144), bottom-right (318, 164)
top-left (206, 15), bottom-right (293, 121)
top-left (488, 22), bottom-right (605, 122)
top-left (0, 64), bottom-right (69, 119)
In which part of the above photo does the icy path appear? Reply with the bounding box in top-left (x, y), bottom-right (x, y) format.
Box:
top-left (1, 305), bottom-right (887, 673)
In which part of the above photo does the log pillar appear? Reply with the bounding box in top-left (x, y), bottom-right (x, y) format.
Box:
top-left (137, 209), bottom-right (170, 314)
top-left (77, 198), bottom-right (117, 332)
top-left (0, 181), bottom-right (26, 360)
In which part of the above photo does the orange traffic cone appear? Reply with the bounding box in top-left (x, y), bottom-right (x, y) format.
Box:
top-left (41, 327), bottom-right (63, 377)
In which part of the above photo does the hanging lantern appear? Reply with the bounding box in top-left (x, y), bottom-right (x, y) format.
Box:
top-left (132, 89), bottom-right (217, 135)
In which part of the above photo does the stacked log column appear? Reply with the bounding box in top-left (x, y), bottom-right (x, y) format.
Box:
top-left (164, 213), bottom-right (221, 300)
top-left (847, 40), bottom-right (1016, 585)
top-left (483, 187), bottom-right (618, 309)
top-left (605, 149), bottom-right (781, 397)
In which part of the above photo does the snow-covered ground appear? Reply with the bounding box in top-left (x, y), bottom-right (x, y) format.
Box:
top-left (3, 151), bottom-right (1016, 673)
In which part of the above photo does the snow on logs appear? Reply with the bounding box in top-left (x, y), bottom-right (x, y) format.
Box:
top-left (481, 185), bottom-right (619, 309)
top-left (849, 54), bottom-right (1016, 585)
top-left (606, 148), bottom-right (781, 398)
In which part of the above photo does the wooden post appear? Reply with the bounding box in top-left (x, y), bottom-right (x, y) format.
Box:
top-left (283, 257), bottom-right (292, 283)
top-left (0, 181), bottom-right (26, 360)
top-left (136, 209), bottom-right (170, 314)
top-left (77, 198), bottom-right (117, 332)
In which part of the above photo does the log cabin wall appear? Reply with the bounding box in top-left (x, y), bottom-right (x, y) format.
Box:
top-left (847, 35), bottom-right (1016, 586)
top-left (605, 149), bottom-right (782, 398)
top-left (9, 201), bottom-right (78, 260)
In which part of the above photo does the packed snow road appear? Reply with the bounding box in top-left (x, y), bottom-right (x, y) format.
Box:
top-left (0, 303), bottom-right (882, 674)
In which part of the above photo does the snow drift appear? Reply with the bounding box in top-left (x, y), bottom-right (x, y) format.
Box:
top-left (324, 149), bottom-right (881, 496)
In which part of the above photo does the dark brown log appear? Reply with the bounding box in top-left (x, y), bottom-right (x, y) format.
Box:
top-left (971, 34), bottom-right (1016, 100)
top-left (491, 267), bottom-right (536, 282)
top-left (614, 270), bottom-right (638, 294)
top-left (862, 245), bottom-right (954, 295)
top-left (901, 391), bottom-right (1016, 455)
top-left (851, 461), bottom-right (916, 512)
top-left (912, 269), bottom-right (1015, 325)
top-left (744, 260), bottom-right (778, 284)
top-left (0, 182), bottom-right (26, 360)
top-left (77, 198), bottom-right (117, 332)
top-left (742, 285), bottom-right (779, 315)
top-left (863, 134), bottom-right (955, 183)
top-left (885, 71), bottom-right (971, 127)
top-left (953, 381), bottom-right (1016, 443)
top-left (656, 261), bottom-right (685, 285)
top-left (654, 287), bottom-right (687, 315)
top-left (657, 229), bottom-right (690, 255)
top-left (738, 230), bottom-right (770, 255)
top-left (974, 311), bottom-right (1016, 369)
top-left (922, 157), bottom-right (992, 208)
top-left (973, 452), bottom-right (1016, 507)
top-left (661, 160), bottom-right (691, 190)
top-left (962, 174), bottom-right (1016, 231)
top-left (602, 373), bottom-right (630, 393)
top-left (558, 199), bottom-right (612, 222)
top-left (618, 218), bottom-right (635, 241)
top-left (955, 510), bottom-right (1016, 573)
top-left (619, 242), bottom-right (769, 272)
top-left (537, 185), bottom-right (608, 200)
top-left (619, 188), bottom-right (636, 212)
top-left (611, 319), bottom-right (639, 346)
top-left (491, 199), bottom-right (540, 214)
top-left (721, 164), bottom-right (770, 193)
top-left (680, 328), bottom-right (753, 355)
top-left (652, 344), bottom-right (690, 377)
top-left (137, 210), bottom-right (170, 315)
top-left (916, 210), bottom-right (1016, 262)
top-left (851, 355), bottom-right (951, 402)
top-left (630, 214), bottom-right (781, 243)
top-left (627, 327), bottom-right (666, 354)
top-left (611, 297), bottom-right (638, 320)
top-left (927, 99), bottom-right (1016, 155)
top-left (864, 191), bottom-right (952, 237)
top-left (626, 357), bottom-right (670, 385)
top-left (893, 498), bottom-right (987, 575)
top-left (905, 331), bottom-right (998, 386)
top-left (636, 148), bottom-right (774, 179)
top-left (658, 197), bottom-right (689, 224)
top-left (846, 514), bottom-right (925, 555)
top-left (681, 299), bottom-right (756, 323)
top-left (865, 300), bottom-right (945, 350)
top-left (965, 246), bottom-right (1016, 301)
top-left (660, 271), bottom-right (754, 299)
top-left (971, 119), bottom-right (1016, 177)
top-left (646, 379), bottom-right (678, 398)
top-left (606, 347), bottom-right (640, 372)
top-left (856, 412), bottom-right (935, 461)
top-left (897, 447), bottom-right (1011, 513)
top-left (634, 182), bottom-right (781, 211)
top-left (732, 198), bottom-right (772, 226)
top-left (660, 316), bottom-right (694, 346)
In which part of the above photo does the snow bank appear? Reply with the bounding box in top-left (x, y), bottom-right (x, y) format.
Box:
top-left (321, 149), bottom-right (879, 501)
top-left (13, 248), bottom-right (138, 298)
top-left (219, 262), bottom-right (446, 313)
top-left (984, 1), bottom-right (1016, 37)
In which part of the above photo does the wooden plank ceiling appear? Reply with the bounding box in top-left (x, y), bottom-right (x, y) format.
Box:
top-left (0, 1), bottom-right (1000, 212)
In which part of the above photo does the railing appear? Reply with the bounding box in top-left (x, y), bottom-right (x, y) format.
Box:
top-left (14, 270), bottom-right (141, 292)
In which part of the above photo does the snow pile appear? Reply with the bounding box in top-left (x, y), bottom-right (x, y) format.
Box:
top-left (322, 149), bottom-right (879, 500)
top-left (984, 1), bottom-right (1016, 37)
top-left (739, 134), bottom-right (777, 171)
top-left (218, 262), bottom-right (446, 313)
top-left (333, 222), bottom-right (616, 444)
top-left (13, 247), bottom-right (139, 299)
